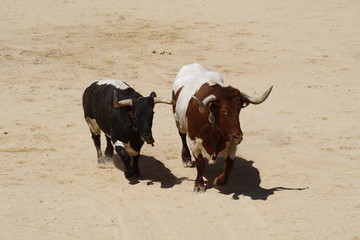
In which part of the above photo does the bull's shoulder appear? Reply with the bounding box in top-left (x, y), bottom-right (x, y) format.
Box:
top-left (193, 83), bottom-right (223, 100)
top-left (173, 63), bottom-right (225, 93)
top-left (94, 79), bottom-right (141, 100)
top-left (96, 79), bottom-right (131, 90)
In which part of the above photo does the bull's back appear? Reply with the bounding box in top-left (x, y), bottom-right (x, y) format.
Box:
top-left (83, 82), bottom-right (112, 118)
top-left (82, 79), bottom-right (136, 135)
top-left (83, 79), bottom-right (133, 116)
top-left (173, 63), bottom-right (225, 133)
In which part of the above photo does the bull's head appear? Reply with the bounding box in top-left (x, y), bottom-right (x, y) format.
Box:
top-left (113, 91), bottom-right (173, 145)
top-left (192, 86), bottom-right (272, 144)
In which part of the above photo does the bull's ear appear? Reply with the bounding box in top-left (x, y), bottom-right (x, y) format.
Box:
top-left (150, 92), bottom-right (157, 98)
top-left (241, 100), bottom-right (250, 108)
top-left (208, 103), bottom-right (217, 127)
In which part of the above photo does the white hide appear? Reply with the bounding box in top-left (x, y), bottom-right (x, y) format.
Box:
top-left (113, 140), bottom-right (139, 156)
top-left (173, 63), bottom-right (225, 134)
top-left (187, 137), bottom-right (238, 164)
top-left (85, 117), bottom-right (101, 135)
top-left (96, 79), bottom-right (130, 90)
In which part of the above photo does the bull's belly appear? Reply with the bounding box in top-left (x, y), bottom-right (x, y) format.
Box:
top-left (85, 117), bottom-right (139, 156)
top-left (173, 112), bottom-right (188, 134)
top-left (187, 137), bottom-right (237, 164)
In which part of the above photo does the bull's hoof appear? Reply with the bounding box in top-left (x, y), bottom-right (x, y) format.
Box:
top-left (131, 165), bottom-right (141, 178)
top-left (182, 158), bottom-right (194, 168)
top-left (208, 159), bottom-right (217, 165)
top-left (124, 170), bottom-right (133, 179)
top-left (132, 170), bottom-right (141, 178)
top-left (213, 177), bottom-right (220, 189)
top-left (105, 151), bottom-right (114, 158)
top-left (134, 173), bottom-right (142, 179)
top-left (181, 149), bottom-right (193, 168)
top-left (97, 156), bottom-right (114, 168)
top-left (213, 177), bottom-right (226, 189)
top-left (193, 185), bottom-right (206, 194)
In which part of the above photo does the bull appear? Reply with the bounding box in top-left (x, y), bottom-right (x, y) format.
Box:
top-left (83, 79), bottom-right (173, 178)
top-left (172, 63), bottom-right (272, 193)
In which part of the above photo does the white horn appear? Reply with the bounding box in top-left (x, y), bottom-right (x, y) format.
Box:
top-left (153, 97), bottom-right (174, 105)
top-left (191, 94), bottom-right (217, 113)
top-left (113, 90), bottom-right (133, 107)
top-left (241, 86), bottom-right (273, 105)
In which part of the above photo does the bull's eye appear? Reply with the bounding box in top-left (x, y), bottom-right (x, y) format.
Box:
top-left (222, 109), bottom-right (227, 115)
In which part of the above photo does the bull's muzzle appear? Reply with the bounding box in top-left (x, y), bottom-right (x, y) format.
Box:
top-left (142, 134), bottom-right (155, 146)
top-left (232, 134), bottom-right (243, 144)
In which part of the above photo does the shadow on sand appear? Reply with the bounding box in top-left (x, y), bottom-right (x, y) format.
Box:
top-left (113, 154), bottom-right (187, 189)
top-left (112, 154), bottom-right (306, 199)
top-left (203, 157), bottom-right (307, 200)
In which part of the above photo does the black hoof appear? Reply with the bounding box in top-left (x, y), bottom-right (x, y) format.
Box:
top-left (213, 177), bottom-right (220, 189)
top-left (130, 165), bottom-right (141, 178)
top-left (193, 185), bottom-right (206, 194)
top-left (133, 171), bottom-right (141, 178)
top-left (182, 158), bottom-right (194, 168)
top-left (181, 150), bottom-right (193, 167)
top-left (105, 151), bottom-right (114, 158)
top-left (213, 177), bottom-right (226, 189)
top-left (97, 156), bottom-right (113, 167)
top-left (124, 170), bottom-right (133, 179)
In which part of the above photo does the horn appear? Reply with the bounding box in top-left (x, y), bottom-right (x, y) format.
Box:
top-left (191, 94), bottom-right (217, 113)
top-left (241, 86), bottom-right (273, 105)
top-left (113, 90), bottom-right (133, 107)
top-left (153, 97), bottom-right (174, 105)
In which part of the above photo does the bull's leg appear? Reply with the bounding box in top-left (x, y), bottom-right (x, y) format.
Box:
top-left (214, 157), bottom-right (235, 188)
top-left (193, 154), bottom-right (206, 193)
top-left (131, 154), bottom-right (141, 177)
top-left (91, 132), bottom-right (104, 164)
top-left (105, 135), bottom-right (114, 158)
top-left (114, 143), bottom-right (133, 179)
top-left (179, 132), bottom-right (193, 167)
top-left (86, 117), bottom-right (104, 164)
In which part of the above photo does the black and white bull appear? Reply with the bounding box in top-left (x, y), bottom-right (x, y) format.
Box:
top-left (82, 79), bottom-right (173, 178)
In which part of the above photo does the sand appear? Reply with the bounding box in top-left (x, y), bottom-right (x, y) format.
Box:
top-left (1, 0), bottom-right (359, 239)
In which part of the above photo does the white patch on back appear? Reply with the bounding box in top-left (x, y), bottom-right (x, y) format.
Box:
top-left (96, 79), bottom-right (130, 90)
top-left (85, 117), bottom-right (101, 135)
top-left (113, 140), bottom-right (139, 156)
top-left (173, 63), bottom-right (225, 133)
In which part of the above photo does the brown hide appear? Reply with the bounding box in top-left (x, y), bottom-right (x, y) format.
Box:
top-left (186, 83), bottom-right (244, 157)
top-left (172, 86), bottom-right (183, 114)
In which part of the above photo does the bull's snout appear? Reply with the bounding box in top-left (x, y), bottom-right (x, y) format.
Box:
top-left (231, 133), bottom-right (243, 144)
top-left (142, 134), bottom-right (155, 146)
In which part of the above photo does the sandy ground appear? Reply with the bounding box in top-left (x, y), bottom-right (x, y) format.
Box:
top-left (1, 0), bottom-right (360, 239)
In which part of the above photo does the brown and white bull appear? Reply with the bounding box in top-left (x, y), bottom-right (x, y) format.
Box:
top-left (172, 63), bottom-right (272, 193)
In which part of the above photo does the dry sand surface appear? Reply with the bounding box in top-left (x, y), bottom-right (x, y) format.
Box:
top-left (1, 0), bottom-right (359, 239)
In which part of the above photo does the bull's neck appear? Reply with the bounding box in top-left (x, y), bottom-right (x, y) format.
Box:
top-left (201, 124), bottom-right (225, 157)
top-left (128, 111), bottom-right (138, 131)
